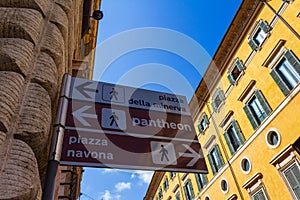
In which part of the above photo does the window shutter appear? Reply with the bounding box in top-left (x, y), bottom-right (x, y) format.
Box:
top-left (203, 114), bottom-right (209, 125)
top-left (189, 180), bottom-right (195, 199)
top-left (207, 154), bottom-right (216, 175)
top-left (232, 120), bottom-right (245, 146)
top-left (270, 69), bottom-right (290, 96)
top-left (218, 89), bottom-right (225, 101)
top-left (284, 164), bottom-right (300, 198)
top-left (198, 122), bottom-right (203, 133)
top-left (243, 104), bottom-right (259, 130)
top-left (215, 145), bottom-right (224, 169)
top-left (202, 174), bottom-right (208, 186)
top-left (259, 20), bottom-right (271, 33)
top-left (248, 38), bottom-right (258, 51)
top-left (227, 73), bottom-right (235, 85)
top-left (236, 59), bottom-right (244, 71)
top-left (284, 50), bottom-right (300, 75)
top-left (255, 90), bottom-right (272, 115)
top-left (183, 183), bottom-right (188, 200)
top-left (211, 100), bottom-right (217, 113)
top-left (224, 131), bottom-right (235, 155)
top-left (195, 174), bottom-right (202, 190)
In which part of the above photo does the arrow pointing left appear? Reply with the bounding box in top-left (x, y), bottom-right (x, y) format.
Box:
top-left (72, 106), bottom-right (98, 126)
top-left (75, 81), bottom-right (98, 99)
top-left (179, 144), bottom-right (203, 167)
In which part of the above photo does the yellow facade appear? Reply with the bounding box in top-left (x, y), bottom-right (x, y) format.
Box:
top-left (144, 0), bottom-right (300, 199)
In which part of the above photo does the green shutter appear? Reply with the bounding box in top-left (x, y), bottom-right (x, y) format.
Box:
top-left (195, 174), bottom-right (202, 190)
top-left (202, 174), bottom-right (207, 186)
top-left (236, 59), bottom-right (244, 71)
top-left (183, 183), bottom-right (188, 200)
top-left (255, 90), bottom-right (272, 115)
top-left (284, 50), bottom-right (300, 75)
top-left (215, 145), bottom-right (224, 169)
top-left (218, 89), bottom-right (225, 101)
top-left (224, 131), bottom-right (235, 155)
top-left (227, 73), bottom-right (235, 85)
top-left (189, 180), bottom-right (194, 199)
top-left (207, 154), bottom-right (216, 175)
top-left (243, 104), bottom-right (259, 130)
top-left (248, 38), bottom-right (258, 51)
top-left (232, 120), bottom-right (245, 145)
top-left (198, 122), bottom-right (203, 133)
top-left (203, 114), bottom-right (209, 125)
top-left (259, 20), bottom-right (271, 33)
top-left (270, 68), bottom-right (290, 96)
top-left (211, 100), bottom-right (217, 113)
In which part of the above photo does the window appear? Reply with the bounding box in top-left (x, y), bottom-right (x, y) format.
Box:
top-left (252, 189), bottom-right (268, 200)
top-left (224, 120), bottom-right (245, 155)
top-left (270, 50), bottom-right (300, 96)
top-left (163, 177), bottom-right (169, 191)
top-left (198, 113), bottom-right (209, 134)
top-left (265, 129), bottom-right (281, 148)
top-left (242, 173), bottom-right (269, 200)
top-left (211, 89), bottom-right (225, 112)
top-left (284, 163), bottom-right (300, 199)
top-left (240, 157), bottom-right (252, 174)
top-left (183, 179), bottom-right (194, 200)
top-left (228, 58), bottom-right (245, 85)
top-left (169, 172), bottom-right (176, 179)
top-left (270, 145), bottom-right (300, 199)
top-left (220, 179), bottom-right (229, 194)
top-left (195, 173), bottom-right (208, 191)
top-left (175, 192), bottom-right (181, 200)
top-left (158, 187), bottom-right (163, 199)
top-left (207, 145), bottom-right (224, 174)
top-left (243, 90), bottom-right (272, 130)
top-left (248, 20), bottom-right (271, 51)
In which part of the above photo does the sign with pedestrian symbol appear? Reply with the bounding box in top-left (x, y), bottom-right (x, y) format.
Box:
top-left (101, 108), bottom-right (126, 130)
top-left (151, 142), bottom-right (177, 165)
top-left (57, 74), bottom-right (208, 173)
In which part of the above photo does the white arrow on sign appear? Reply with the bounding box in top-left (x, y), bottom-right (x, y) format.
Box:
top-left (179, 144), bottom-right (203, 167)
top-left (72, 106), bottom-right (97, 126)
top-left (75, 82), bottom-right (98, 99)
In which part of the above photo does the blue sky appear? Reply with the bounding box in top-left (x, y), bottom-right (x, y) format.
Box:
top-left (81, 0), bottom-right (242, 200)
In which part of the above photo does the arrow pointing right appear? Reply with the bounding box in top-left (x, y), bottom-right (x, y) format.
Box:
top-left (179, 144), bottom-right (203, 167)
top-left (75, 81), bottom-right (98, 99)
top-left (72, 106), bottom-right (98, 127)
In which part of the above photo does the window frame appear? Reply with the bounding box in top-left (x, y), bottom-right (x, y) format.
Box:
top-left (270, 50), bottom-right (300, 96)
top-left (211, 89), bottom-right (225, 113)
top-left (207, 144), bottom-right (224, 175)
top-left (183, 178), bottom-right (194, 200)
top-left (243, 89), bottom-right (272, 130)
top-left (248, 19), bottom-right (271, 51)
top-left (195, 173), bottom-right (208, 191)
top-left (228, 58), bottom-right (245, 85)
top-left (224, 120), bottom-right (245, 155)
top-left (198, 113), bottom-right (209, 134)
top-left (163, 176), bottom-right (169, 191)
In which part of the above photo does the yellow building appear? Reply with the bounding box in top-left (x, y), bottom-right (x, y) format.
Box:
top-left (144, 0), bottom-right (300, 199)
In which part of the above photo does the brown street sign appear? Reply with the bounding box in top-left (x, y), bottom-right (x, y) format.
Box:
top-left (60, 129), bottom-right (208, 173)
top-left (65, 100), bottom-right (199, 142)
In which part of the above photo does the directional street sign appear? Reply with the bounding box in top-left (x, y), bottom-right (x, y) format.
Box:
top-left (57, 75), bottom-right (208, 173)
top-left (69, 77), bottom-right (191, 115)
top-left (65, 100), bottom-right (198, 142)
top-left (60, 130), bottom-right (207, 173)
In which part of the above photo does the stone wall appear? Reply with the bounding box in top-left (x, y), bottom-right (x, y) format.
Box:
top-left (0, 0), bottom-right (83, 199)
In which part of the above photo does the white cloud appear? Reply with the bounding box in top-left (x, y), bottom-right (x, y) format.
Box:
top-left (131, 171), bottom-right (153, 184)
top-left (115, 182), bottom-right (131, 192)
top-left (99, 190), bottom-right (121, 200)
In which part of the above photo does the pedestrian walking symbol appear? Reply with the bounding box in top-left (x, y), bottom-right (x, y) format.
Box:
top-left (160, 145), bottom-right (169, 162)
top-left (101, 108), bottom-right (126, 130)
top-left (151, 142), bottom-right (177, 165)
top-left (110, 88), bottom-right (118, 101)
top-left (102, 85), bottom-right (125, 103)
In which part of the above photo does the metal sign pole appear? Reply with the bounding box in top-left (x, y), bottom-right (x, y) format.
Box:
top-left (42, 74), bottom-right (71, 200)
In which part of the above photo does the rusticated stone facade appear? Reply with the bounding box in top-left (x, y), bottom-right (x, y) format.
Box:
top-left (0, 0), bottom-right (100, 199)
